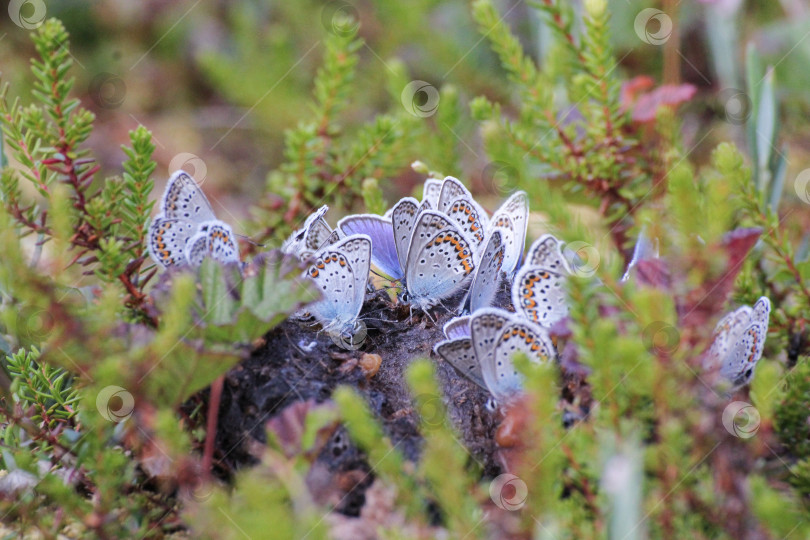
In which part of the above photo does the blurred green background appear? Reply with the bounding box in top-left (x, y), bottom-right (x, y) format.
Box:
top-left (2, 0), bottom-right (809, 231)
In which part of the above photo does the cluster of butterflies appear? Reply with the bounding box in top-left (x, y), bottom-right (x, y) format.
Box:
top-left (147, 171), bottom-right (241, 269)
top-left (147, 171), bottom-right (772, 405)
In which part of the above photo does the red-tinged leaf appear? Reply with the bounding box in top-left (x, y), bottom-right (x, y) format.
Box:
top-left (681, 227), bottom-right (762, 331)
top-left (266, 400), bottom-right (313, 458)
top-left (635, 259), bottom-right (672, 289)
top-left (266, 399), bottom-right (338, 458)
top-left (721, 226), bottom-right (762, 270)
top-left (632, 84), bottom-right (697, 123)
top-left (620, 75), bottom-right (655, 109)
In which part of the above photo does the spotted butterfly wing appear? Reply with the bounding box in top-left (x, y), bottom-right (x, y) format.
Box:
top-left (434, 338), bottom-right (486, 388)
top-left (202, 221), bottom-right (240, 265)
top-left (148, 218), bottom-right (196, 268)
top-left (304, 234), bottom-right (371, 335)
top-left (706, 306), bottom-right (751, 371)
top-left (719, 297), bottom-right (770, 388)
top-left (437, 177), bottom-right (489, 229)
top-left (511, 265), bottom-right (568, 327)
top-left (282, 205), bottom-right (334, 258)
top-left (422, 178), bottom-right (443, 207)
top-left (467, 230), bottom-right (505, 312)
top-left (185, 231), bottom-right (209, 267)
top-left (160, 170), bottom-right (217, 222)
top-left (490, 191), bottom-right (529, 276)
top-left (471, 308), bottom-right (554, 403)
top-left (445, 197), bottom-right (486, 251)
top-left (404, 211), bottom-right (476, 310)
top-left (525, 234), bottom-right (571, 273)
top-left (391, 197), bottom-right (420, 276)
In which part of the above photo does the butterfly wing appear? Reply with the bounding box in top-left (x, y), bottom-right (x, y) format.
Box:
top-left (422, 178), bottom-right (443, 207)
top-left (391, 197), bottom-right (420, 275)
top-left (511, 265), bottom-right (568, 327)
top-left (438, 176), bottom-right (489, 229)
top-left (161, 170), bottom-right (217, 222)
top-left (434, 338), bottom-right (486, 388)
top-left (339, 214), bottom-right (403, 280)
top-left (486, 318), bottom-right (554, 402)
top-left (472, 308), bottom-right (554, 402)
top-left (404, 211), bottom-right (476, 308)
top-left (705, 305), bottom-right (751, 370)
top-left (470, 308), bottom-right (511, 376)
top-left (443, 316), bottom-right (471, 339)
top-left (720, 297), bottom-right (770, 387)
top-left (334, 234), bottom-right (372, 311)
top-left (526, 234), bottom-right (571, 273)
top-left (148, 217), bottom-right (196, 268)
top-left (305, 235), bottom-right (370, 333)
top-left (490, 191), bottom-right (529, 276)
top-left (185, 231), bottom-right (209, 267)
top-left (445, 198), bottom-right (487, 251)
top-left (200, 221), bottom-right (241, 265)
top-left (282, 206), bottom-right (331, 257)
top-left (304, 213), bottom-right (336, 257)
top-left (468, 230), bottom-right (505, 312)
top-left (621, 227), bottom-right (659, 282)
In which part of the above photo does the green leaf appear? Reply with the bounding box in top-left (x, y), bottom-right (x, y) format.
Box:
top-left (241, 252), bottom-right (316, 323)
top-left (199, 259), bottom-right (238, 326)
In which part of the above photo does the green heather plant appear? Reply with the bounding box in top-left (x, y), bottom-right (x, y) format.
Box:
top-left (0, 2), bottom-right (808, 539)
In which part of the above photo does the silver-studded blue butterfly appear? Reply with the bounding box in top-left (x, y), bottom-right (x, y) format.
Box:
top-left (704, 296), bottom-right (770, 389)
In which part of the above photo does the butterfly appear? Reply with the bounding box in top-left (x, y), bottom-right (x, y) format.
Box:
top-left (301, 234), bottom-right (372, 338)
top-left (282, 205), bottom-right (341, 260)
top-left (400, 209), bottom-right (476, 311)
top-left (148, 170), bottom-right (240, 268)
top-left (512, 234), bottom-right (571, 327)
top-left (460, 230), bottom-right (506, 313)
top-left (434, 315), bottom-right (484, 387)
top-left (488, 191), bottom-right (529, 277)
top-left (704, 296), bottom-right (770, 389)
top-left (470, 308), bottom-right (556, 404)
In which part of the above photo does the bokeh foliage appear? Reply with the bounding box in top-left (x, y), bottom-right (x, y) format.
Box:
top-left (0, 1), bottom-right (809, 538)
